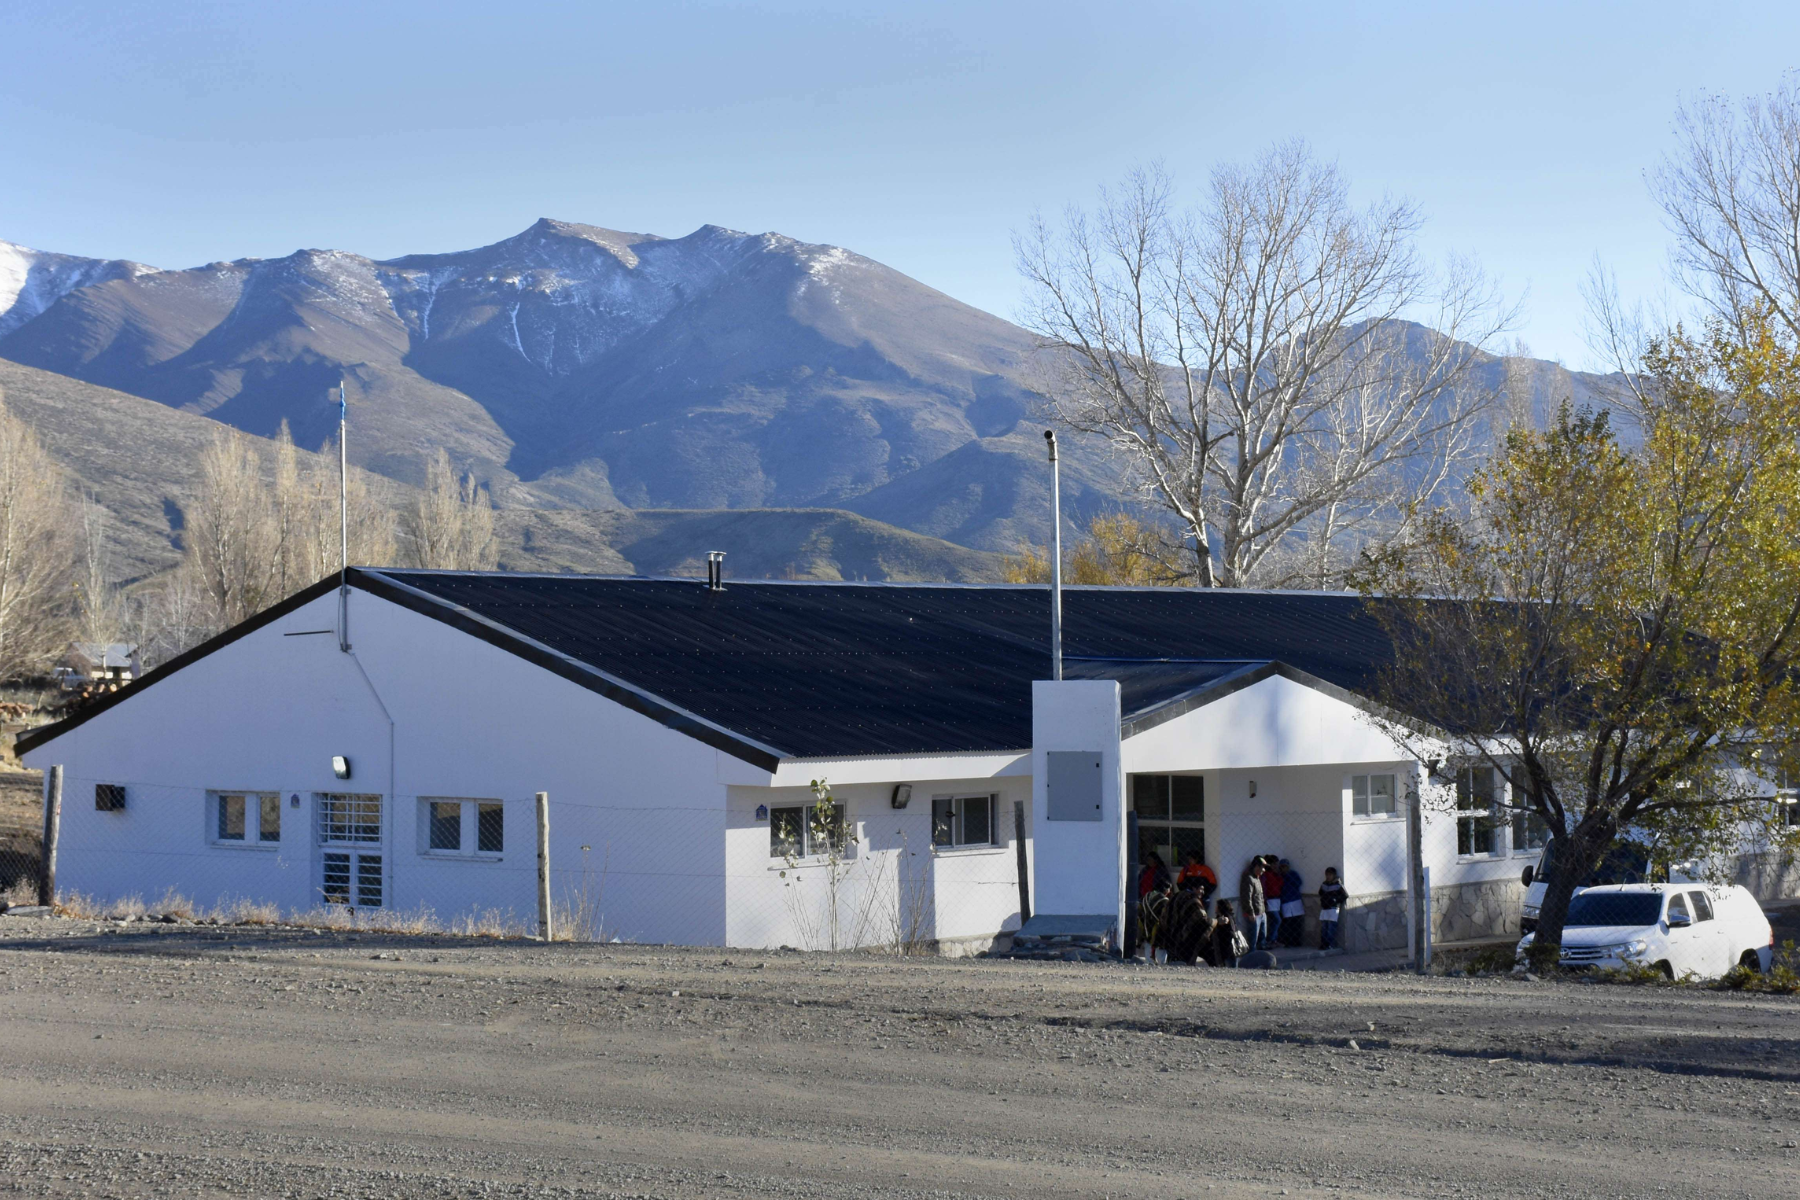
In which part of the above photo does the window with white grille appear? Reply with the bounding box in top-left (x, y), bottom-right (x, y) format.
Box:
top-left (317, 793), bottom-right (383, 907)
top-left (318, 794), bottom-right (382, 843)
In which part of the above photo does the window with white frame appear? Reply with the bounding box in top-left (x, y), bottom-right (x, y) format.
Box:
top-left (1351, 773), bottom-right (1398, 819)
top-left (1456, 766), bottom-right (1504, 857)
top-left (318, 793), bottom-right (383, 908)
top-left (933, 793), bottom-right (1000, 848)
top-left (211, 791), bottom-right (281, 846)
top-left (420, 798), bottom-right (504, 856)
top-left (1769, 766), bottom-right (1799, 828)
top-left (769, 802), bottom-right (848, 858)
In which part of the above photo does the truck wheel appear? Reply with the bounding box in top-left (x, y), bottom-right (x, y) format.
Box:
top-left (1739, 949), bottom-right (1763, 974)
top-left (1654, 960), bottom-right (1674, 980)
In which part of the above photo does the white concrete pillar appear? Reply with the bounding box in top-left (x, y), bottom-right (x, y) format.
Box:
top-left (1029, 680), bottom-right (1126, 942)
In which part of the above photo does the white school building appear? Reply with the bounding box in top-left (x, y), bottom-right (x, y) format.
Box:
top-left (20, 570), bottom-right (1559, 953)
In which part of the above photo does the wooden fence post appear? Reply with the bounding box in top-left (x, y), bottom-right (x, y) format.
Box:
top-left (38, 765), bottom-right (62, 907)
top-left (536, 791), bottom-right (553, 942)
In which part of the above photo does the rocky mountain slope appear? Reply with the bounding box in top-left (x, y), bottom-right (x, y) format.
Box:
top-left (0, 220), bottom-right (1129, 552)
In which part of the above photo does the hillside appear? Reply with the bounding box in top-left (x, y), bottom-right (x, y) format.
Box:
top-left (0, 358), bottom-right (1001, 585)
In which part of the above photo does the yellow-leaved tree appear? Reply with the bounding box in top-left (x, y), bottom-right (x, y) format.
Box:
top-left (1357, 317), bottom-right (1800, 965)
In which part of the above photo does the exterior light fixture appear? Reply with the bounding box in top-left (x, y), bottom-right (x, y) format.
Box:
top-left (1248, 779), bottom-right (1257, 798)
top-left (891, 783), bottom-right (913, 809)
top-left (332, 756), bottom-right (352, 780)
top-left (755, 804), bottom-right (769, 821)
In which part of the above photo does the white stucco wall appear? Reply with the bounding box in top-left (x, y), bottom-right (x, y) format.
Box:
top-left (24, 589), bottom-right (733, 944)
top-left (1029, 680), bottom-right (1126, 931)
top-left (723, 777), bottom-right (1027, 951)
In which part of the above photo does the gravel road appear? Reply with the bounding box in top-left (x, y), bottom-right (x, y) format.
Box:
top-left (0, 914), bottom-right (1795, 1199)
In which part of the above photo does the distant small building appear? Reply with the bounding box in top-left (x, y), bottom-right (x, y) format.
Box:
top-left (56, 643), bottom-right (140, 690)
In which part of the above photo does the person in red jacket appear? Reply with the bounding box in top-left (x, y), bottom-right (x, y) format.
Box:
top-left (1259, 857), bottom-right (1285, 948)
top-left (1138, 850), bottom-right (1171, 899)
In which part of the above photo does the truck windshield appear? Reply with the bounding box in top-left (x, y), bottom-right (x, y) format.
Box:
top-left (1565, 892), bottom-right (1664, 927)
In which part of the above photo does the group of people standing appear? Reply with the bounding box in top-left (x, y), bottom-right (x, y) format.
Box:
top-left (1135, 847), bottom-right (1349, 967)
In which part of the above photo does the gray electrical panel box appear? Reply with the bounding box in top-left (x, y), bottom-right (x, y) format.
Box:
top-left (1045, 751), bottom-right (1104, 821)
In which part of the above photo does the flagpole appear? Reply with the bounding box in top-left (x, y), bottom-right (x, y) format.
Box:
top-left (337, 377), bottom-right (350, 653)
top-left (1045, 429), bottom-right (1062, 682)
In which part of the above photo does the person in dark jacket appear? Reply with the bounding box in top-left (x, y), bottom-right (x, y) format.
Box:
top-left (1210, 900), bottom-right (1241, 967)
top-left (1318, 867), bottom-right (1348, 950)
top-left (1278, 859), bottom-right (1305, 947)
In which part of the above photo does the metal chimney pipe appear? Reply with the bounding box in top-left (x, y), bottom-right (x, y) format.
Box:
top-left (706, 551), bottom-right (726, 591)
top-left (1044, 429), bottom-right (1062, 682)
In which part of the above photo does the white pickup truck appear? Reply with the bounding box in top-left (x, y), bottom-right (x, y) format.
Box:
top-left (1518, 882), bottom-right (1773, 978)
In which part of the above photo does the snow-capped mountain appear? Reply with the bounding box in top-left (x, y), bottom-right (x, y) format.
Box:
top-left (0, 241), bottom-right (151, 339)
top-left (0, 220), bottom-right (1114, 550)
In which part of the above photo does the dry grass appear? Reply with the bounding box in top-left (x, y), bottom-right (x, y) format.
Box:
top-left (43, 887), bottom-right (571, 942)
top-left (0, 767), bottom-right (42, 838)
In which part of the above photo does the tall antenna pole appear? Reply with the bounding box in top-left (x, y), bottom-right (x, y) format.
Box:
top-left (1044, 429), bottom-right (1063, 682)
top-left (337, 377), bottom-right (350, 653)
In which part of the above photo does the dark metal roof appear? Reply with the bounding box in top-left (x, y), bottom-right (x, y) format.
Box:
top-left (363, 571), bottom-right (1401, 761)
top-left (18, 570), bottom-right (1406, 767)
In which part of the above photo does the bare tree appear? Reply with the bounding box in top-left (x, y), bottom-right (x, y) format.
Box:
top-left (184, 429), bottom-right (281, 628)
top-left (1654, 76), bottom-right (1800, 343)
top-left (268, 425), bottom-right (398, 591)
top-left (1018, 143), bottom-right (1509, 588)
top-left (123, 571), bottom-right (215, 670)
top-left (402, 448), bottom-right (497, 571)
top-left (74, 495), bottom-right (123, 647)
top-left (0, 397), bottom-right (77, 678)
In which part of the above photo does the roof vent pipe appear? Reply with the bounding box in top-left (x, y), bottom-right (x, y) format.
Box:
top-left (1044, 429), bottom-right (1062, 682)
top-left (706, 551), bottom-right (726, 591)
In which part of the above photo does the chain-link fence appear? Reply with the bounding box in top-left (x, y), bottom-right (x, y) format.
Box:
top-left (0, 767), bottom-right (43, 907)
top-left (6, 765), bottom-right (1606, 962)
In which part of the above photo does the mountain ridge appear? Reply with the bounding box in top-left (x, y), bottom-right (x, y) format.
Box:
top-left (0, 221), bottom-right (1621, 566)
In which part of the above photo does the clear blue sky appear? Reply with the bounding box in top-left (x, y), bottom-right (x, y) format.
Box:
top-left (4, 0), bottom-right (1798, 369)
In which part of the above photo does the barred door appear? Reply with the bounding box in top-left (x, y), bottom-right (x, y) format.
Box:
top-left (317, 793), bottom-right (383, 908)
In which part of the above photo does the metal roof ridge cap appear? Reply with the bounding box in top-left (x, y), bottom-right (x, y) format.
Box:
top-left (1119, 660), bottom-right (1278, 719)
top-left (775, 748), bottom-right (1032, 764)
top-left (358, 569), bottom-right (794, 762)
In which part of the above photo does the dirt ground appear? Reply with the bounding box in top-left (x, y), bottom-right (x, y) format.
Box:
top-left (0, 917), bottom-right (1795, 1198)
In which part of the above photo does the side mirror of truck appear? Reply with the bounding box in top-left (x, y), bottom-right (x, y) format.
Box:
top-left (1521, 865), bottom-right (1534, 887)
top-left (1667, 913), bottom-right (1692, 929)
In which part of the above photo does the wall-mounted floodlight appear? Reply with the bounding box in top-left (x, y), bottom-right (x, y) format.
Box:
top-left (332, 756), bottom-right (352, 780)
top-left (891, 783), bottom-right (913, 810)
